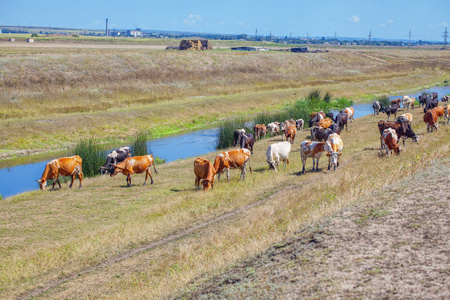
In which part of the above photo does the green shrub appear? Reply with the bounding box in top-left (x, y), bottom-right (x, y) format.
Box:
top-left (377, 95), bottom-right (390, 107)
top-left (31, 33), bottom-right (39, 37)
top-left (132, 132), bottom-right (148, 156)
top-left (71, 138), bottom-right (106, 177)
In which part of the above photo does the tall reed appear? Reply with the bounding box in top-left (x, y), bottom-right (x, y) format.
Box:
top-left (71, 138), bottom-right (106, 177)
top-left (132, 132), bottom-right (148, 156)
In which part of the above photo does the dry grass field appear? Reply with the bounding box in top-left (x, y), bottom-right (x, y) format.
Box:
top-left (1, 103), bottom-right (449, 299)
top-left (0, 43), bottom-right (449, 157)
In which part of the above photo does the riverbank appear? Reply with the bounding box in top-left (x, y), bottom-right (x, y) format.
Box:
top-left (2, 104), bottom-right (449, 299)
top-left (1, 46), bottom-right (449, 158)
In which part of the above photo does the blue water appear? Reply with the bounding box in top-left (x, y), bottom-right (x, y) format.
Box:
top-left (1, 86), bottom-right (449, 198)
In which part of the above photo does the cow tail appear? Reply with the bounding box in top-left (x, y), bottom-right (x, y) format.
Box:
top-left (153, 161), bottom-right (158, 174)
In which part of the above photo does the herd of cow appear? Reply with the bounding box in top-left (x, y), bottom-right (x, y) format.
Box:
top-left (36, 93), bottom-right (449, 191)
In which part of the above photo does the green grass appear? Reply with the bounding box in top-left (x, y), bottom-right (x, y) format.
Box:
top-left (70, 138), bottom-right (106, 177)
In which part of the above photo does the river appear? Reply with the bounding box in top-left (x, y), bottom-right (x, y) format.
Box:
top-left (1, 86), bottom-right (449, 198)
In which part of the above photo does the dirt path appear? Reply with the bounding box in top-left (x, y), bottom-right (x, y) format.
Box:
top-left (176, 160), bottom-right (450, 299)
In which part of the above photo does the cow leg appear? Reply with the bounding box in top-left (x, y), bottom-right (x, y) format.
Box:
top-left (195, 177), bottom-right (200, 189)
top-left (312, 157), bottom-right (316, 171)
top-left (316, 157), bottom-right (320, 171)
top-left (301, 157), bottom-right (306, 174)
top-left (127, 175), bottom-right (132, 187)
top-left (78, 172), bottom-right (83, 189)
top-left (69, 173), bottom-right (76, 188)
top-left (328, 157), bottom-right (331, 170)
top-left (148, 169), bottom-right (154, 185)
top-left (226, 168), bottom-right (230, 182)
top-left (51, 179), bottom-right (57, 191)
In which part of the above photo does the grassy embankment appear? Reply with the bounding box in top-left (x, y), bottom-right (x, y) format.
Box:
top-left (0, 45), bottom-right (449, 161)
top-left (0, 103), bottom-right (448, 299)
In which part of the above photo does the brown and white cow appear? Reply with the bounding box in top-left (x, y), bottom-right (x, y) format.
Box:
top-left (308, 111), bottom-right (325, 127)
top-left (267, 122), bottom-right (280, 136)
top-left (194, 158), bottom-right (216, 190)
top-left (37, 155), bottom-right (83, 190)
top-left (253, 124), bottom-right (267, 140)
top-left (381, 128), bottom-right (402, 157)
top-left (402, 96), bottom-right (415, 111)
top-left (423, 110), bottom-right (438, 133)
top-left (316, 118), bottom-right (333, 128)
top-left (326, 133), bottom-right (343, 170)
top-left (377, 120), bottom-right (419, 147)
top-left (444, 104), bottom-right (450, 125)
top-left (342, 107), bottom-right (355, 123)
top-left (300, 140), bottom-right (331, 173)
top-left (397, 113), bottom-right (413, 125)
top-left (284, 125), bottom-right (297, 144)
top-left (110, 155), bottom-right (158, 187)
top-left (391, 98), bottom-right (402, 106)
top-left (214, 148), bottom-right (252, 182)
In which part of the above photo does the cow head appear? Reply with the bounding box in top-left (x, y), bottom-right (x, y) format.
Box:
top-left (109, 165), bottom-right (122, 177)
top-left (326, 152), bottom-right (342, 170)
top-left (36, 179), bottom-right (47, 190)
top-left (201, 179), bottom-right (213, 191)
top-left (267, 159), bottom-right (276, 170)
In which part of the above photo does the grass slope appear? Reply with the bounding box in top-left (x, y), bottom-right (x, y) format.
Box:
top-left (0, 105), bottom-right (448, 299)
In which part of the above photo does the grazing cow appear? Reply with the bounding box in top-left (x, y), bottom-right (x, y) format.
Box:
top-left (381, 105), bottom-right (398, 121)
top-left (37, 155), bottom-right (83, 191)
top-left (418, 94), bottom-right (428, 107)
top-left (444, 104), bottom-right (450, 125)
top-left (213, 149), bottom-right (252, 181)
top-left (266, 141), bottom-right (291, 172)
top-left (310, 127), bottom-right (333, 142)
top-left (267, 122), bottom-right (281, 136)
top-left (194, 158), bottom-right (215, 191)
top-left (402, 96), bottom-right (415, 111)
top-left (233, 129), bottom-right (246, 146)
top-left (99, 147), bottom-right (131, 175)
top-left (326, 133), bottom-right (343, 170)
top-left (423, 110), bottom-right (439, 133)
top-left (253, 124), bottom-right (267, 140)
top-left (424, 98), bottom-right (438, 113)
top-left (430, 92), bottom-right (438, 100)
top-left (390, 98), bottom-right (402, 106)
top-left (397, 113), bottom-right (413, 125)
top-left (372, 101), bottom-right (381, 115)
top-left (334, 113), bottom-right (348, 131)
top-left (342, 107), bottom-right (355, 123)
top-left (240, 133), bottom-right (255, 154)
top-left (381, 128), bottom-right (402, 157)
top-left (300, 140), bottom-right (331, 173)
top-left (441, 95), bottom-right (449, 105)
top-left (328, 123), bottom-right (341, 135)
top-left (316, 118), bottom-right (333, 128)
top-left (378, 120), bottom-right (419, 146)
top-left (110, 155), bottom-right (158, 187)
top-left (284, 125), bottom-right (297, 144)
top-left (295, 119), bottom-right (304, 130)
top-left (308, 111), bottom-right (325, 127)
top-left (325, 113), bottom-right (334, 120)
top-left (431, 106), bottom-right (444, 119)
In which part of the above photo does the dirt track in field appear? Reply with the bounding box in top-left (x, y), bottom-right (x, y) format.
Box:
top-left (176, 160), bottom-right (450, 299)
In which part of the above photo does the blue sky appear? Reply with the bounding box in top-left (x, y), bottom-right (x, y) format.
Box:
top-left (0, 0), bottom-right (448, 41)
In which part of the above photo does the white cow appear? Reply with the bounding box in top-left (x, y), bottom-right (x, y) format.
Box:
top-left (326, 133), bottom-right (343, 170)
top-left (267, 122), bottom-right (281, 136)
top-left (266, 141), bottom-right (291, 172)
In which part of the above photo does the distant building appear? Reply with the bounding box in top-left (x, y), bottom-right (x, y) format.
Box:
top-left (291, 47), bottom-right (309, 53)
top-left (27, 39), bottom-right (34, 43)
top-left (127, 28), bottom-right (142, 37)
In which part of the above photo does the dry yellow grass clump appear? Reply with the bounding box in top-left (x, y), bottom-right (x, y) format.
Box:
top-left (0, 104), bottom-right (448, 299)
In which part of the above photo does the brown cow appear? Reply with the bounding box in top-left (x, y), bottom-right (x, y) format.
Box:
top-left (381, 128), bottom-right (401, 157)
top-left (316, 118), bottom-right (333, 128)
top-left (37, 155), bottom-right (83, 190)
top-left (391, 98), bottom-right (402, 106)
top-left (308, 111), bottom-right (325, 127)
top-left (431, 106), bottom-right (444, 118)
top-left (253, 124), bottom-right (267, 140)
top-left (194, 157), bottom-right (216, 190)
top-left (300, 140), bottom-right (331, 173)
top-left (213, 148), bottom-right (252, 182)
top-left (110, 155), bottom-right (158, 187)
top-left (377, 120), bottom-right (419, 147)
top-left (423, 110), bottom-right (438, 133)
top-left (444, 104), bottom-right (450, 125)
top-left (284, 125), bottom-right (297, 144)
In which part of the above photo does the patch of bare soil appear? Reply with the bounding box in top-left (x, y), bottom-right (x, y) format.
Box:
top-left (176, 160), bottom-right (450, 299)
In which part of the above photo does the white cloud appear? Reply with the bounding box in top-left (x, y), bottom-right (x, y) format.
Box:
top-left (348, 15), bottom-right (360, 23)
top-left (380, 24), bottom-right (386, 28)
top-left (388, 19), bottom-right (395, 24)
top-left (439, 22), bottom-right (448, 27)
top-left (238, 22), bottom-right (249, 28)
top-left (184, 14), bottom-right (202, 26)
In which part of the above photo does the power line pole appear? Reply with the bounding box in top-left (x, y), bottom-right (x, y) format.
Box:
top-left (334, 31), bottom-right (337, 44)
top-left (408, 30), bottom-right (412, 48)
top-left (368, 30), bottom-right (372, 47)
top-left (443, 27), bottom-right (448, 50)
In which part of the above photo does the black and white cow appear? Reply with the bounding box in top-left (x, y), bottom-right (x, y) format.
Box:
top-left (424, 98), bottom-right (439, 113)
top-left (372, 101), bottom-right (381, 115)
top-left (99, 147), bottom-right (131, 175)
